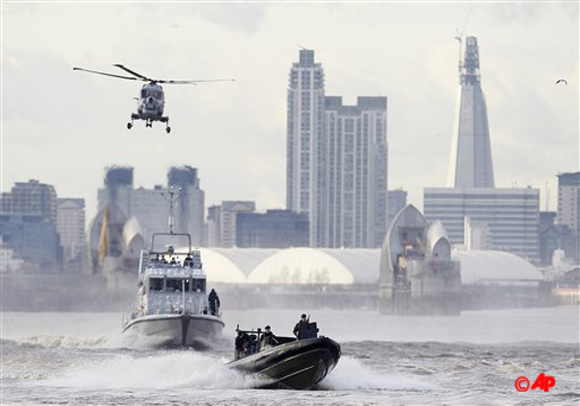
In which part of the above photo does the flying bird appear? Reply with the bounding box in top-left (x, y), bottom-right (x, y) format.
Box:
top-left (555, 79), bottom-right (568, 85)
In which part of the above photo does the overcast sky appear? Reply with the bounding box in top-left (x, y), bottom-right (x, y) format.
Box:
top-left (2, 2), bottom-right (578, 221)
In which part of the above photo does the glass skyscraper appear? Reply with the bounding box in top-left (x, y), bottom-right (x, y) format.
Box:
top-left (447, 37), bottom-right (495, 188)
top-left (425, 36), bottom-right (539, 262)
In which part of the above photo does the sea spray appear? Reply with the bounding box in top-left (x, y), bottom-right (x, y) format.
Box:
top-left (43, 351), bottom-right (266, 390)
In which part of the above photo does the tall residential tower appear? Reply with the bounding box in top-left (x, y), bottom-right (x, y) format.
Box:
top-left (286, 50), bottom-right (389, 248)
top-left (286, 49), bottom-right (326, 246)
top-left (324, 96), bottom-right (388, 248)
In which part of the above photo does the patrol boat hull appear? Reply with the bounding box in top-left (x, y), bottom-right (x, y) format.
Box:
top-left (228, 337), bottom-right (341, 389)
top-left (122, 313), bottom-right (224, 348)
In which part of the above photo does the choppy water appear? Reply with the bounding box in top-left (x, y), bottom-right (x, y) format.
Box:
top-left (1, 307), bottom-right (579, 405)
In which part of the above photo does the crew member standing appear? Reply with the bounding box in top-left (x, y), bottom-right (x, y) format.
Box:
top-left (293, 314), bottom-right (308, 339)
top-left (208, 288), bottom-right (220, 315)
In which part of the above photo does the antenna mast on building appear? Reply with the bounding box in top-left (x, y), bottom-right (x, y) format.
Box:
top-left (455, 6), bottom-right (473, 83)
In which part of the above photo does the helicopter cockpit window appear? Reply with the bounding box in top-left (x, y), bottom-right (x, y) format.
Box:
top-left (141, 89), bottom-right (162, 99)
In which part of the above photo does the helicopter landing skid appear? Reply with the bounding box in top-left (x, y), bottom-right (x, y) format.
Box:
top-left (126, 114), bottom-right (171, 133)
top-left (160, 116), bottom-right (171, 134)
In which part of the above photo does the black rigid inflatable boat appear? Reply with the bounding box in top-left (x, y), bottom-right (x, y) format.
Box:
top-left (227, 324), bottom-right (341, 390)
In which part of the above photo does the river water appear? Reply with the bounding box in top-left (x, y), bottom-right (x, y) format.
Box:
top-left (1, 307), bottom-right (579, 405)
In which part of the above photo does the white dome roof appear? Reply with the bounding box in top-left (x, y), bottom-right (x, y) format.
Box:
top-left (193, 248), bottom-right (543, 286)
top-left (198, 248), bottom-right (248, 284)
top-left (248, 248), bottom-right (355, 284)
top-left (195, 248), bottom-right (381, 285)
top-left (453, 250), bottom-right (544, 285)
top-left (206, 248), bottom-right (278, 276)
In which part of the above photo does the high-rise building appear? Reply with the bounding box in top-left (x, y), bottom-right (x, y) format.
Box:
top-left (447, 37), bottom-right (495, 188)
top-left (0, 180), bottom-right (62, 270)
top-left (0, 179), bottom-right (57, 222)
top-left (205, 205), bottom-right (222, 247)
top-left (97, 166), bottom-right (205, 246)
top-left (557, 172), bottom-right (580, 230)
top-left (557, 172), bottom-right (580, 262)
top-left (539, 211), bottom-right (576, 266)
top-left (324, 96), bottom-right (388, 247)
top-left (0, 214), bottom-right (62, 270)
top-left (99, 166), bottom-right (134, 216)
top-left (236, 209), bottom-right (309, 248)
top-left (424, 187), bottom-right (540, 261)
top-left (387, 190), bottom-right (407, 231)
top-left (167, 166), bottom-right (204, 238)
top-left (286, 50), bottom-right (388, 248)
top-left (220, 201), bottom-right (256, 247)
top-left (424, 37), bottom-right (539, 262)
top-left (286, 49), bottom-right (326, 246)
top-left (56, 198), bottom-right (85, 269)
top-left (205, 202), bottom-right (256, 248)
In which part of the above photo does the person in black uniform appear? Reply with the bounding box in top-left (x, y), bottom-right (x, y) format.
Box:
top-left (261, 325), bottom-right (278, 347)
top-left (208, 288), bottom-right (220, 315)
top-left (293, 314), bottom-right (308, 339)
top-left (235, 331), bottom-right (248, 360)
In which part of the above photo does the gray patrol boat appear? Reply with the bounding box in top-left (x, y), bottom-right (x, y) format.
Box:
top-left (122, 192), bottom-right (224, 347)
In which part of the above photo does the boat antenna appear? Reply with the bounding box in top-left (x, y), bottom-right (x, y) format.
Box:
top-left (161, 187), bottom-right (181, 234)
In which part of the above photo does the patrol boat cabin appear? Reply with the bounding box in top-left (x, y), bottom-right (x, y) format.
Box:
top-left (122, 232), bottom-right (224, 347)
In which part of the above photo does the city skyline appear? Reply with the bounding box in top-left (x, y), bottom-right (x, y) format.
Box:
top-left (3, 3), bottom-right (578, 220)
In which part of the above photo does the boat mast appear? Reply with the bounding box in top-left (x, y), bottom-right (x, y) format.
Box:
top-left (166, 187), bottom-right (180, 235)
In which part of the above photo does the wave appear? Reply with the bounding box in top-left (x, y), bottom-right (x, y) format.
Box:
top-left (1, 332), bottom-right (179, 350)
top-left (2, 335), bottom-right (110, 349)
top-left (319, 356), bottom-right (436, 391)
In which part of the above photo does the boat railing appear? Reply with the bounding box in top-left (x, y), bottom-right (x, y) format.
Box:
top-left (144, 254), bottom-right (203, 270)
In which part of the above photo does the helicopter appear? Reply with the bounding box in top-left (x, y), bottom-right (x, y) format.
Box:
top-left (73, 64), bottom-right (234, 133)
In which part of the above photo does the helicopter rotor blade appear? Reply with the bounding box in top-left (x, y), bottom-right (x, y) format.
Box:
top-left (157, 78), bottom-right (236, 85)
top-left (113, 64), bottom-right (151, 81)
top-left (73, 67), bottom-right (138, 81)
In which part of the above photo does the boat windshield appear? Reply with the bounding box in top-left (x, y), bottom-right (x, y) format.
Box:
top-left (166, 278), bottom-right (190, 292)
top-left (146, 277), bottom-right (205, 293)
top-left (192, 278), bottom-right (206, 292)
top-left (149, 277), bottom-right (163, 292)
